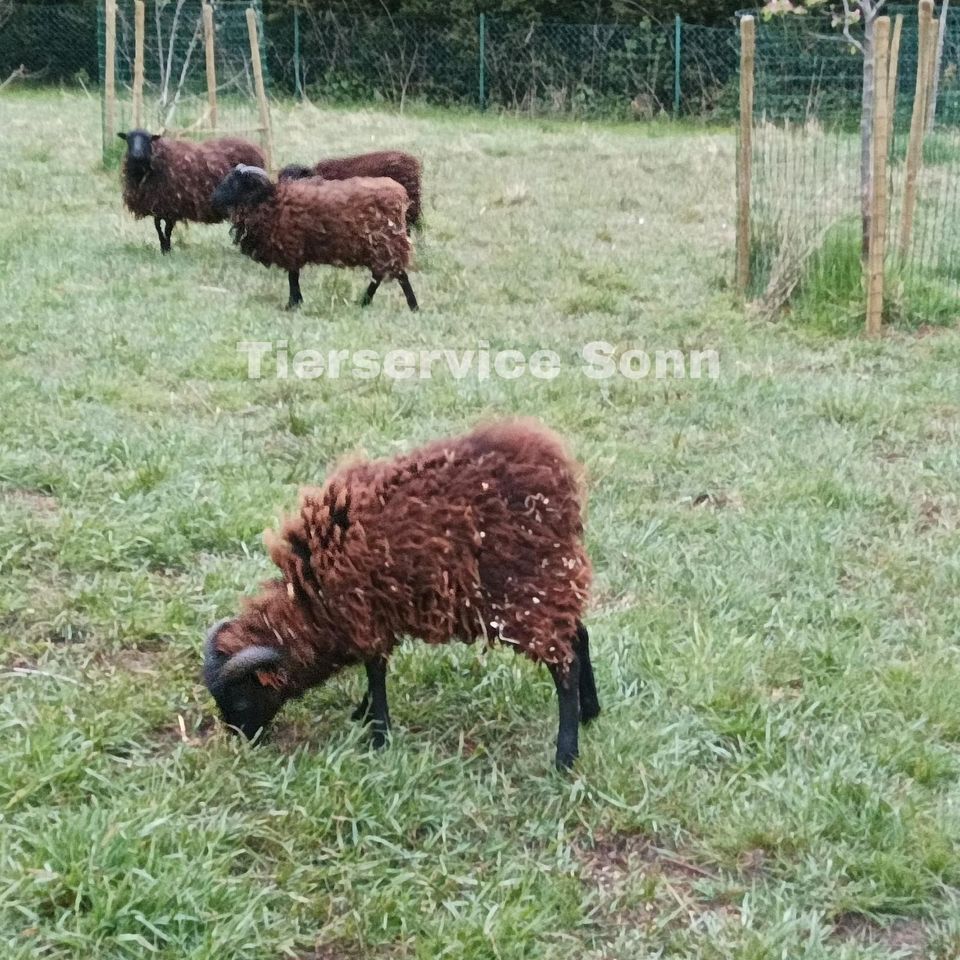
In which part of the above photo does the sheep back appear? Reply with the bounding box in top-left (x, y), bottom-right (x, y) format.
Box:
top-left (234, 176), bottom-right (411, 278)
top-left (312, 151), bottom-right (422, 228)
top-left (123, 136), bottom-right (265, 224)
top-left (214, 419), bottom-right (591, 685)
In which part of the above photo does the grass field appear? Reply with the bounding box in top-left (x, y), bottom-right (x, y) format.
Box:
top-left (1, 89), bottom-right (960, 960)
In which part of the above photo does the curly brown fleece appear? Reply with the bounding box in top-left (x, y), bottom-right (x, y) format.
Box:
top-left (231, 176), bottom-right (412, 280)
top-left (122, 136), bottom-right (265, 224)
top-left (283, 151), bottom-right (423, 229)
top-left (212, 419), bottom-right (591, 696)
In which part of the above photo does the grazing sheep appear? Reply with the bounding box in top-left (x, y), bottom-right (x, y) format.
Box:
top-left (211, 164), bottom-right (418, 312)
top-left (119, 129), bottom-right (265, 253)
top-left (278, 150), bottom-right (423, 231)
top-left (203, 419), bottom-right (597, 770)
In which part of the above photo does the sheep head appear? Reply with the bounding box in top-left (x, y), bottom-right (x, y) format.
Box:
top-left (211, 164), bottom-right (275, 214)
top-left (118, 129), bottom-right (160, 177)
top-left (277, 163), bottom-right (315, 182)
top-left (203, 619), bottom-right (287, 741)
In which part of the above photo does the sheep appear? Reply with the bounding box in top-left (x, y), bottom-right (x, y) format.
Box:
top-left (211, 164), bottom-right (418, 312)
top-left (203, 418), bottom-right (598, 770)
top-left (119, 129), bottom-right (265, 254)
top-left (278, 150), bottom-right (423, 231)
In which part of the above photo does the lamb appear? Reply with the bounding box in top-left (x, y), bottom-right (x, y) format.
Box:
top-left (203, 418), bottom-right (598, 770)
top-left (211, 164), bottom-right (418, 312)
top-left (119, 129), bottom-right (265, 253)
top-left (278, 150), bottom-right (423, 231)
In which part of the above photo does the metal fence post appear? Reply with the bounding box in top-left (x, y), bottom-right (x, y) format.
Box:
top-left (478, 13), bottom-right (486, 110)
top-left (293, 6), bottom-right (303, 100)
top-left (674, 15), bottom-right (682, 116)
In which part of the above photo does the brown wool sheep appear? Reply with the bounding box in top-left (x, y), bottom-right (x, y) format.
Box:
top-left (278, 150), bottom-right (423, 230)
top-left (119, 129), bottom-right (265, 253)
top-left (203, 419), bottom-right (598, 770)
top-left (211, 164), bottom-right (418, 312)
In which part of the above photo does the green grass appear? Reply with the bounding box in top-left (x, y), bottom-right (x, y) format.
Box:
top-left (2, 89), bottom-right (960, 960)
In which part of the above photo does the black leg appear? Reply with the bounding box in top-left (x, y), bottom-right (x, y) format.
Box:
top-left (575, 621), bottom-right (601, 724)
top-left (397, 271), bottom-right (419, 312)
top-left (365, 659), bottom-right (391, 749)
top-left (287, 270), bottom-right (303, 310)
top-left (163, 218), bottom-right (176, 253)
top-left (350, 691), bottom-right (370, 723)
top-left (360, 276), bottom-right (381, 307)
top-left (154, 217), bottom-right (166, 253)
top-left (549, 655), bottom-right (581, 771)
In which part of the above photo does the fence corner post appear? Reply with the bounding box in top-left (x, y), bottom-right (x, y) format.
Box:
top-left (478, 13), bottom-right (487, 111)
top-left (674, 15), bottom-right (682, 117)
top-left (866, 16), bottom-right (892, 338)
top-left (736, 15), bottom-right (756, 297)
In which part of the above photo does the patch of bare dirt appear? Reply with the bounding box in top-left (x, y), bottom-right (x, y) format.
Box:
top-left (2, 489), bottom-right (58, 515)
top-left (576, 831), bottom-right (740, 936)
top-left (917, 497), bottom-right (959, 533)
top-left (688, 490), bottom-right (744, 511)
top-left (832, 913), bottom-right (928, 958)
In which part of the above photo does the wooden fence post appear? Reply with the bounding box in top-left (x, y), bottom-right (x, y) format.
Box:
top-left (203, 3), bottom-right (217, 129)
top-left (899, 0), bottom-right (936, 259)
top-left (132, 0), bottom-right (145, 128)
top-left (736, 15), bottom-right (756, 297)
top-left (246, 6), bottom-right (274, 172)
top-left (927, 0), bottom-right (950, 129)
top-left (104, 0), bottom-right (117, 141)
top-left (866, 16), bottom-right (891, 338)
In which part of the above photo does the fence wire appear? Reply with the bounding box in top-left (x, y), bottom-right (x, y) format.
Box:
top-left (748, 12), bottom-right (960, 313)
top-left (93, 1), bottom-right (268, 163)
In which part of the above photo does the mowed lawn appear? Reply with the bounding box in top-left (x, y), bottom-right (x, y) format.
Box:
top-left (1, 89), bottom-right (960, 960)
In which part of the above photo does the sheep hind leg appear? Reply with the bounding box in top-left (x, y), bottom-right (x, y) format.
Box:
top-left (162, 218), bottom-right (176, 253)
top-left (153, 217), bottom-right (168, 254)
top-left (549, 656), bottom-right (581, 771)
top-left (397, 271), bottom-right (419, 312)
top-left (575, 621), bottom-right (601, 724)
top-left (286, 271), bottom-right (304, 311)
top-left (350, 692), bottom-right (370, 723)
top-left (364, 659), bottom-right (391, 749)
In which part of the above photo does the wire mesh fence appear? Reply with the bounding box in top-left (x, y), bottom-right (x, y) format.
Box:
top-left (746, 7), bottom-right (960, 320)
top-left (95, 0), bottom-right (269, 164)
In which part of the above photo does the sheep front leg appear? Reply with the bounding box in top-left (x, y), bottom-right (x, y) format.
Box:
top-left (287, 271), bottom-right (304, 311)
top-left (575, 622), bottom-right (600, 724)
top-left (549, 656), bottom-right (581, 771)
top-left (153, 217), bottom-right (166, 253)
top-left (364, 659), bottom-right (391, 749)
top-left (360, 276), bottom-right (381, 307)
top-left (162, 218), bottom-right (176, 253)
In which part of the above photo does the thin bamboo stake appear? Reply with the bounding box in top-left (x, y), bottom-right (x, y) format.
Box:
top-left (866, 17), bottom-right (891, 338)
top-left (899, 0), bottom-right (936, 259)
top-left (736, 15), bottom-right (756, 297)
top-left (203, 4), bottom-right (217, 129)
top-left (133, 0), bottom-right (145, 128)
top-left (104, 0), bottom-right (117, 141)
top-left (884, 14), bottom-right (903, 148)
top-left (927, 0), bottom-right (950, 129)
top-left (246, 6), bottom-right (273, 172)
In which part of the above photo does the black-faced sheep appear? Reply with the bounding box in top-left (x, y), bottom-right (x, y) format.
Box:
top-left (211, 164), bottom-right (418, 312)
top-left (278, 150), bottom-right (423, 231)
top-left (119, 129), bottom-right (265, 253)
top-left (203, 418), bottom-right (598, 770)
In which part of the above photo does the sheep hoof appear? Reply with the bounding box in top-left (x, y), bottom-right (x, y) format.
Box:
top-left (371, 730), bottom-right (390, 750)
top-left (555, 750), bottom-right (578, 772)
top-left (580, 702), bottom-right (601, 725)
top-left (285, 300), bottom-right (302, 312)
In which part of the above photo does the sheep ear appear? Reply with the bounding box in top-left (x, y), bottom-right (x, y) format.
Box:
top-left (220, 646), bottom-right (283, 686)
top-left (151, 134), bottom-right (161, 142)
top-left (117, 132), bottom-right (128, 141)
